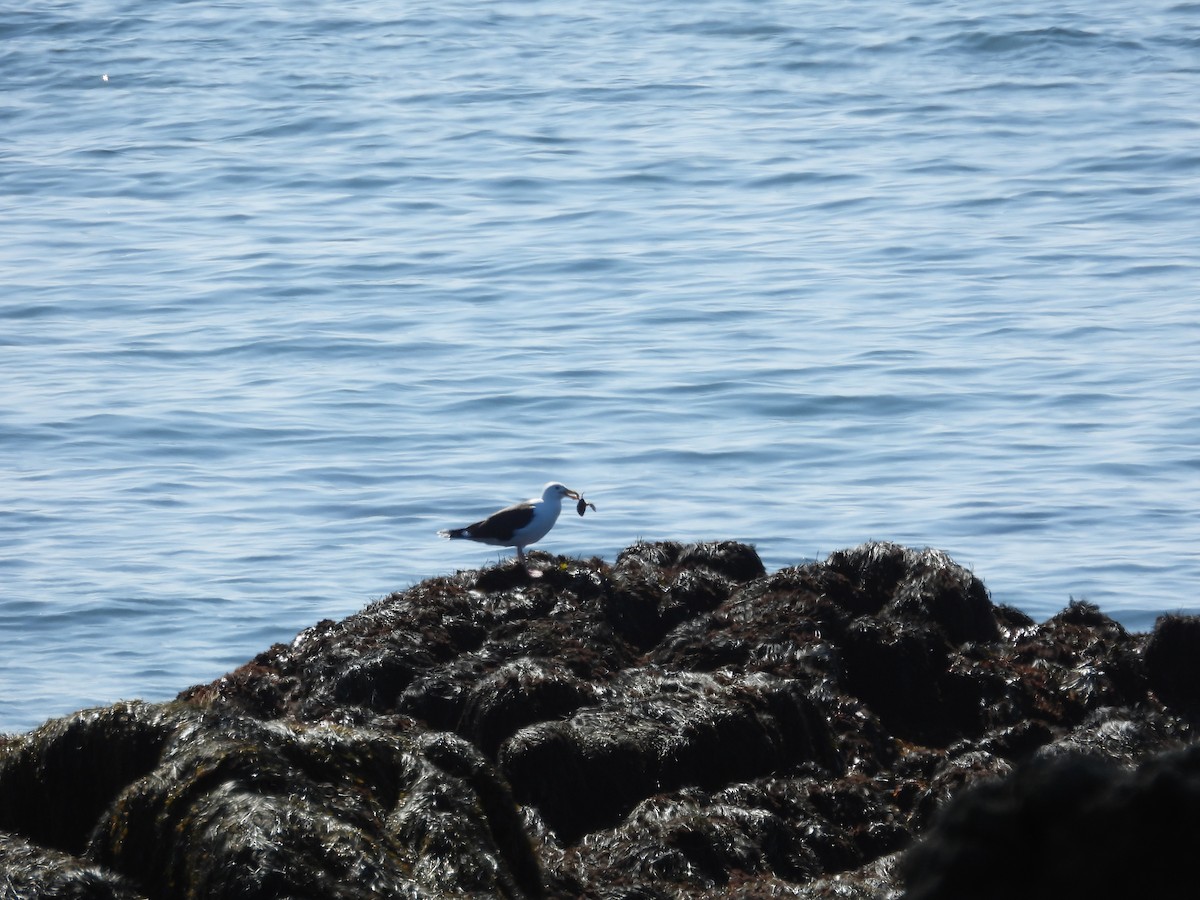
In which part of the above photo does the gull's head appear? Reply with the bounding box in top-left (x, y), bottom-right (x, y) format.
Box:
top-left (542, 482), bottom-right (581, 502)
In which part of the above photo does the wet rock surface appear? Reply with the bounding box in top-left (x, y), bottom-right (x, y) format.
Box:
top-left (2, 541), bottom-right (1198, 898)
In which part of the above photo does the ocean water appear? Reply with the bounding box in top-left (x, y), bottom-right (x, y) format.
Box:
top-left (3, 0), bottom-right (1199, 734)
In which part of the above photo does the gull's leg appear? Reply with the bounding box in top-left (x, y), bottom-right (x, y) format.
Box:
top-left (518, 545), bottom-right (543, 578)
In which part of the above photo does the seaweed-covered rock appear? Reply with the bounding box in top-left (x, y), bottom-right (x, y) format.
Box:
top-left (1144, 614), bottom-right (1200, 712)
top-left (500, 669), bottom-right (840, 843)
top-left (0, 702), bottom-right (539, 899)
top-left (3, 541), bottom-right (1199, 898)
top-left (902, 744), bottom-right (1200, 900)
top-left (0, 830), bottom-right (145, 900)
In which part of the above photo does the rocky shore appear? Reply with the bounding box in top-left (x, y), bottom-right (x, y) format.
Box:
top-left (2, 541), bottom-right (1198, 898)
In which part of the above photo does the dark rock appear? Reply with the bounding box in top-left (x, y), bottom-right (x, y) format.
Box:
top-left (1145, 613), bottom-right (1200, 711)
top-left (615, 539), bottom-right (766, 585)
top-left (456, 656), bottom-right (598, 758)
top-left (499, 669), bottom-right (841, 844)
top-left (839, 617), bottom-right (968, 747)
top-left (1, 702), bottom-right (540, 899)
top-left (0, 704), bottom-right (169, 856)
top-left (902, 745), bottom-right (1200, 900)
top-left (3, 540), bottom-right (1197, 898)
top-left (0, 830), bottom-right (145, 900)
top-left (606, 540), bottom-right (765, 650)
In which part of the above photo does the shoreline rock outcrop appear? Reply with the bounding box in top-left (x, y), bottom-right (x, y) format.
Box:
top-left (2, 541), bottom-right (1198, 898)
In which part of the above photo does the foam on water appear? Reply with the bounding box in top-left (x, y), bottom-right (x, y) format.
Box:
top-left (2, 0), bottom-right (1199, 732)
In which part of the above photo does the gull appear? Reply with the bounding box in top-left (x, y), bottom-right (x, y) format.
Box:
top-left (438, 482), bottom-right (581, 573)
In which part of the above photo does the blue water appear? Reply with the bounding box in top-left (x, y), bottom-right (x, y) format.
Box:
top-left (3, 0), bottom-right (1199, 734)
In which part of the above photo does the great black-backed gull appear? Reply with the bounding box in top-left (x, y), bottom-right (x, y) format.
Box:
top-left (438, 482), bottom-right (582, 571)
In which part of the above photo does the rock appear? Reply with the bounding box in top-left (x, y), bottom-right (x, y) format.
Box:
top-left (902, 744), bottom-right (1200, 900)
top-left (0, 830), bottom-right (145, 900)
top-left (2, 540), bottom-right (1198, 898)
top-left (1144, 613), bottom-right (1200, 711)
top-left (499, 669), bottom-right (840, 844)
top-left (0, 702), bottom-right (540, 899)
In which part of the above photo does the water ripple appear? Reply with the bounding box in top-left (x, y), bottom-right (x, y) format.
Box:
top-left (2, 0), bottom-right (1199, 733)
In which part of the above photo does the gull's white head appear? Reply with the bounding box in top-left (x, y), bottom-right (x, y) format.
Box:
top-left (541, 482), bottom-right (581, 502)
